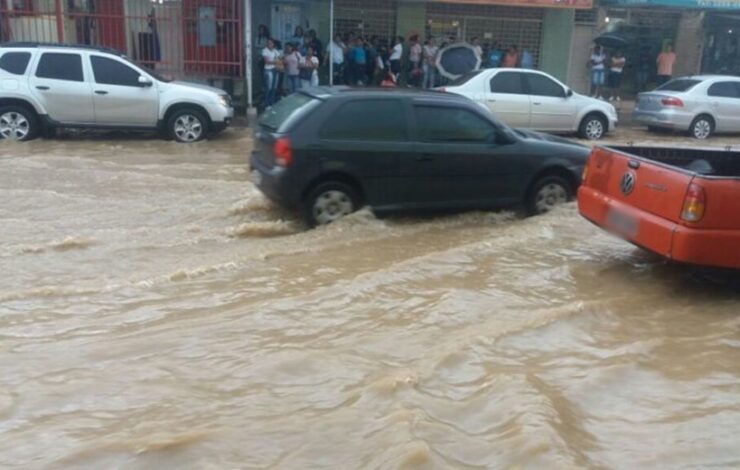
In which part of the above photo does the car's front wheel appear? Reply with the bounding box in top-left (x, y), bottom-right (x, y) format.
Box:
top-left (578, 113), bottom-right (607, 140)
top-left (0, 106), bottom-right (38, 141)
top-left (168, 108), bottom-right (209, 143)
top-left (690, 115), bottom-right (714, 140)
top-left (304, 181), bottom-right (360, 227)
top-left (526, 175), bottom-right (573, 215)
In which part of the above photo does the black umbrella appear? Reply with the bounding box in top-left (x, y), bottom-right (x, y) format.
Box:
top-left (594, 33), bottom-right (628, 49)
top-left (436, 43), bottom-right (481, 80)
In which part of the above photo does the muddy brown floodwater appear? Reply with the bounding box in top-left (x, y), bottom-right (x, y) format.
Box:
top-left (1, 129), bottom-right (739, 469)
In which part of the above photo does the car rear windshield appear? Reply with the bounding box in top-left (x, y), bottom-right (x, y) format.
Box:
top-left (259, 93), bottom-right (317, 131)
top-left (656, 79), bottom-right (701, 92)
top-left (447, 70), bottom-right (481, 87)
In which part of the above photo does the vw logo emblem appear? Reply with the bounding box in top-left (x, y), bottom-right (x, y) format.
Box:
top-left (620, 171), bottom-right (636, 195)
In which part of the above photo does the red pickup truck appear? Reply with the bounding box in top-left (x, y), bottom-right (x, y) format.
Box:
top-left (578, 145), bottom-right (740, 269)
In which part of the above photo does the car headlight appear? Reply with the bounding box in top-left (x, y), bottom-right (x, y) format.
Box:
top-left (218, 94), bottom-right (232, 107)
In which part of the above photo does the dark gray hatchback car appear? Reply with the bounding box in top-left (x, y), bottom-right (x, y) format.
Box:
top-left (250, 87), bottom-right (590, 226)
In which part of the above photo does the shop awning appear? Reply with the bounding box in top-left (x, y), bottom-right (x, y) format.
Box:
top-left (604, 0), bottom-right (740, 9)
top-left (402, 0), bottom-right (593, 8)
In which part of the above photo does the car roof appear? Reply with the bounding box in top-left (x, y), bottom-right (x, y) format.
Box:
top-left (301, 86), bottom-right (472, 103)
top-left (0, 42), bottom-right (125, 57)
top-left (682, 75), bottom-right (740, 82)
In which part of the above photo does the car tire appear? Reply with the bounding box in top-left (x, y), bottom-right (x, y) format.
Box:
top-left (578, 113), bottom-right (607, 140)
top-left (304, 181), bottom-right (360, 227)
top-left (689, 115), bottom-right (714, 140)
top-left (0, 106), bottom-right (38, 141)
top-left (526, 175), bottom-right (573, 216)
top-left (167, 108), bottom-right (209, 143)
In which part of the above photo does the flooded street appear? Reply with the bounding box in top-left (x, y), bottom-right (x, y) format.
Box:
top-left (1, 129), bottom-right (739, 469)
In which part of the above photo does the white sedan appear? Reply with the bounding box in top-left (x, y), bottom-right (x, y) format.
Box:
top-left (441, 68), bottom-right (618, 140)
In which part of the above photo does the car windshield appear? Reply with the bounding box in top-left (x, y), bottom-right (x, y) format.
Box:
top-left (447, 70), bottom-right (482, 87)
top-left (656, 79), bottom-right (701, 92)
top-left (259, 93), bottom-right (318, 131)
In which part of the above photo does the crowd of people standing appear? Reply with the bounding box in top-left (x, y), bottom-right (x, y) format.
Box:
top-left (257, 24), bottom-right (534, 109)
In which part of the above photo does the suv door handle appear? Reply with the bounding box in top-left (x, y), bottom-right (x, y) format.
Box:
top-left (532, 102), bottom-right (542, 106)
top-left (35, 86), bottom-right (50, 90)
top-left (95, 90), bottom-right (109, 95)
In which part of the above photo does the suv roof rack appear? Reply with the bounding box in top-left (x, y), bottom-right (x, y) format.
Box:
top-left (0, 42), bottom-right (125, 57)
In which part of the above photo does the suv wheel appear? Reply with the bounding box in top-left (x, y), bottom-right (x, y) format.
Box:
top-left (0, 106), bottom-right (38, 141)
top-left (168, 108), bottom-right (209, 143)
top-left (526, 175), bottom-right (573, 215)
top-left (304, 181), bottom-right (360, 227)
top-left (690, 115), bottom-right (713, 140)
top-left (578, 113), bottom-right (607, 140)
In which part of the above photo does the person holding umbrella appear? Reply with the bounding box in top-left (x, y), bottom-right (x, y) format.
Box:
top-left (589, 45), bottom-right (606, 100)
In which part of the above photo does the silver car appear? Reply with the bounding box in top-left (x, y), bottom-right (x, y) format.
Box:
top-left (0, 42), bottom-right (234, 142)
top-left (633, 75), bottom-right (740, 139)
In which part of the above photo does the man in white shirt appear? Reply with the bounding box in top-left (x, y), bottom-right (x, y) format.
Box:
top-left (262, 39), bottom-right (280, 107)
top-left (325, 34), bottom-right (346, 85)
top-left (389, 36), bottom-right (404, 80)
top-left (589, 45), bottom-right (606, 99)
top-left (422, 36), bottom-right (439, 89)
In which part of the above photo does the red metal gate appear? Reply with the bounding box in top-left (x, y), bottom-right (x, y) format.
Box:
top-left (0, 0), bottom-right (243, 80)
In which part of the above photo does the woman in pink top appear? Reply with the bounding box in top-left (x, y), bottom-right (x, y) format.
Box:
top-left (656, 45), bottom-right (676, 86)
top-left (502, 45), bottom-right (519, 68)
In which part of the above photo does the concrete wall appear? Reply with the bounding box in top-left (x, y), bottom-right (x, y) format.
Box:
top-left (673, 11), bottom-right (704, 77)
top-left (539, 9), bottom-right (575, 82)
top-left (395, 2), bottom-right (425, 39)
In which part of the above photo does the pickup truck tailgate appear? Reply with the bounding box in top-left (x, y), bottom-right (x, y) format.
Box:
top-left (585, 147), bottom-right (692, 224)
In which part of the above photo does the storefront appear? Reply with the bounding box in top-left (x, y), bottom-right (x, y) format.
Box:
top-left (703, 12), bottom-right (740, 74)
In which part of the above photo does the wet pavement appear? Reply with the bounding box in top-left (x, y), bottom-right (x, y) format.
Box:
top-left (1, 128), bottom-right (739, 469)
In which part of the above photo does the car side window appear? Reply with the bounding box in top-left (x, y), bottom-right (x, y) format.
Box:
top-left (0, 52), bottom-right (31, 75)
top-left (90, 56), bottom-right (143, 87)
top-left (707, 81), bottom-right (740, 99)
top-left (526, 73), bottom-right (566, 98)
top-left (414, 106), bottom-right (496, 143)
top-left (320, 99), bottom-right (407, 141)
top-left (35, 53), bottom-right (84, 82)
top-left (490, 72), bottom-right (525, 94)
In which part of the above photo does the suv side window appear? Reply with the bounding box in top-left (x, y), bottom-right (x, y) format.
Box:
top-left (320, 99), bottom-right (407, 141)
top-left (35, 53), bottom-right (84, 82)
top-left (414, 106), bottom-right (496, 143)
top-left (490, 72), bottom-right (525, 94)
top-left (707, 81), bottom-right (740, 99)
top-left (91, 55), bottom-right (143, 87)
top-left (526, 73), bottom-right (565, 98)
top-left (0, 52), bottom-right (32, 75)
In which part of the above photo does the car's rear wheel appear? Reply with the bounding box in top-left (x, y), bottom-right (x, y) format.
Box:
top-left (578, 113), bottom-right (607, 140)
top-left (689, 115), bottom-right (714, 140)
top-left (168, 108), bottom-right (209, 143)
top-left (526, 175), bottom-right (573, 215)
top-left (304, 181), bottom-right (360, 227)
top-left (0, 106), bottom-right (38, 141)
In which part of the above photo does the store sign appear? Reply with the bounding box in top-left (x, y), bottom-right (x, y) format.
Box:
top-left (425, 0), bottom-right (593, 8)
top-left (607, 0), bottom-right (740, 8)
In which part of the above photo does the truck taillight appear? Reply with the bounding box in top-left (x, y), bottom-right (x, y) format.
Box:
top-left (661, 97), bottom-right (684, 107)
top-left (681, 183), bottom-right (706, 223)
top-left (273, 137), bottom-right (293, 167)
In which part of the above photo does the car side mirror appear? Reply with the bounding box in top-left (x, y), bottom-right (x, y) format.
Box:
top-left (138, 75), bottom-right (153, 87)
top-left (495, 129), bottom-right (516, 145)
top-left (565, 88), bottom-right (573, 98)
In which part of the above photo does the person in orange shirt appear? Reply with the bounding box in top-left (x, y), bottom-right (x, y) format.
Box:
top-left (656, 45), bottom-right (676, 86)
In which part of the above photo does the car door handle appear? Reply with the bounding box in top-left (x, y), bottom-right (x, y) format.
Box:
top-left (533, 102), bottom-right (542, 106)
top-left (35, 86), bottom-right (50, 90)
top-left (416, 155), bottom-right (433, 162)
top-left (95, 90), bottom-right (109, 95)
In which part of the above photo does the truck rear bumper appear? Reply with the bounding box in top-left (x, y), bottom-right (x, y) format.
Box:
top-left (578, 186), bottom-right (740, 269)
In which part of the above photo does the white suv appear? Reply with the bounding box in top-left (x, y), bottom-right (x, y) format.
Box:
top-left (0, 43), bottom-right (234, 143)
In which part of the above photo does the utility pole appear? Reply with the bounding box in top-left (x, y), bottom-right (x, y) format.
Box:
top-left (244, 0), bottom-right (256, 118)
